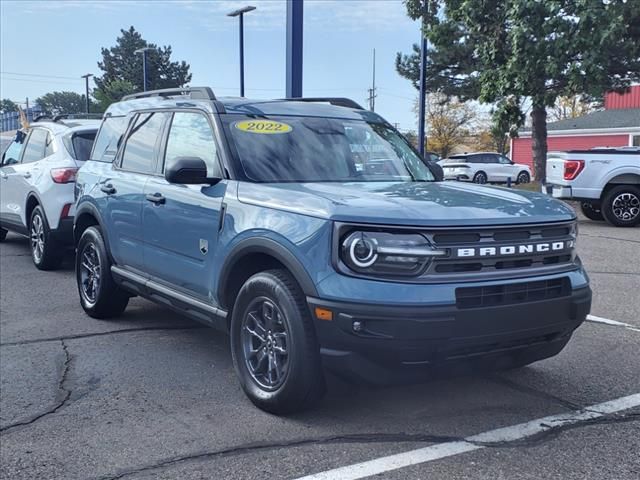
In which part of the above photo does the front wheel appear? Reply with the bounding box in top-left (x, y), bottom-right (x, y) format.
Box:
top-left (30, 206), bottom-right (63, 270)
top-left (516, 171), bottom-right (530, 185)
top-left (230, 270), bottom-right (325, 414)
top-left (601, 185), bottom-right (640, 227)
top-left (76, 226), bottom-right (129, 318)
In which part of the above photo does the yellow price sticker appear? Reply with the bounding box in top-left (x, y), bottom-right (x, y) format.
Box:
top-left (235, 120), bottom-right (292, 134)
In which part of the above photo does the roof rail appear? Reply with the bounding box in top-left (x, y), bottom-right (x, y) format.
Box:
top-left (122, 87), bottom-right (216, 101)
top-left (281, 97), bottom-right (365, 110)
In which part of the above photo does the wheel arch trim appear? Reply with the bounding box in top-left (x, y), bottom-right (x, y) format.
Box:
top-left (217, 237), bottom-right (319, 305)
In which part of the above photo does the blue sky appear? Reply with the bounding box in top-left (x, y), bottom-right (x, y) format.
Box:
top-left (0, 0), bottom-right (422, 131)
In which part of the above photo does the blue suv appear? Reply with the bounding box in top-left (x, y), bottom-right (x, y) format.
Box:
top-left (74, 87), bottom-right (591, 413)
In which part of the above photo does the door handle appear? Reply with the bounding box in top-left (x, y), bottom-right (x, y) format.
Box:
top-left (146, 193), bottom-right (166, 205)
top-left (23, 172), bottom-right (31, 179)
top-left (0, 171), bottom-right (7, 180)
top-left (100, 184), bottom-right (116, 195)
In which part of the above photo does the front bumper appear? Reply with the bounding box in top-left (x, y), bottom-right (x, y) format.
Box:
top-left (309, 285), bottom-right (591, 384)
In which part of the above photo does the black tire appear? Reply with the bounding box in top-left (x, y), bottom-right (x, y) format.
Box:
top-left (601, 185), bottom-right (640, 227)
top-left (516, 171), bottom-right (530, 185)
top-left (580, 201), bottom-right (604, 222)
top-left (76, 226), bottom-right (129, 319)
top-left (473, 171), bottom-right (488, 184)
top-left (230, 269), bottom-right (325, 414)
top-left (0, 228), bottom-right (7, 242)
top-left (29, 206), bottom-right (63, 270)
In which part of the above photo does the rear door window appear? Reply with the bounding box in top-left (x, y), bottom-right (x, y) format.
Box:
top-left (120, 112), bottom-right (168, 174)
top-left (21, 129), bottom-right (49, 164)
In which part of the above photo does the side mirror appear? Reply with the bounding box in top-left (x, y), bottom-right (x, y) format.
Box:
top-left (165, 156), bottom-right (221, 185)
top-left (428, 161), bottom-right (444, 181)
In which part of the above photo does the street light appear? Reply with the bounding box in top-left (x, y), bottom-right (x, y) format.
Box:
top-left (227, 5), bottom-right (256, 97)
top-left (134, 47), bottom-right (155, 92)
top-left (81, 73), bottom-right (93, 114)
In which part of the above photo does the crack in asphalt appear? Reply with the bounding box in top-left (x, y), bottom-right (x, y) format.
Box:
top-left (0, 325), bottom-right (208, 347)
top-left (485, 375), bottom-right (584, 411)
top-left (580, 233), bottom-right (640, 245)
top-left (0, 340), bottom-right (72, 434)
top-left (94, 412), bottom-right (640, 480)
top-left (588, 270), bottom-right (640, 276)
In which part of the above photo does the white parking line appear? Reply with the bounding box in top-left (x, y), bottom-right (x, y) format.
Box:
top-left (294, 393), bottom-right (640, 480)
top-left (587, 314), bottom-right (640, 332)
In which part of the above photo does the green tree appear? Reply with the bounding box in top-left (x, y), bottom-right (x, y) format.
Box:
top-left (93, 79), bottom-right (137, 112)
top-left (397, 0), bottom-right (640, 181)
top-left (0, 99), bottom-right (18, 113)
top-left (95, 26), bottom-right (192, 94)
top-left (35, 91), bottom-right (90, 114)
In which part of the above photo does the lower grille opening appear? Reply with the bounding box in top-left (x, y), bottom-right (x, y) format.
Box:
top-left (455, 277), bottom-right (571, 309)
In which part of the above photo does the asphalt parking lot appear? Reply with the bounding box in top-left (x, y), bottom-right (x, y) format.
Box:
top-left (1, 212), bottom-right (639, 480)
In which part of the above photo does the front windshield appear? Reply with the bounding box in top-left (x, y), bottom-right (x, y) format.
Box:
top-left (223, 115), bottom-right (434, 183)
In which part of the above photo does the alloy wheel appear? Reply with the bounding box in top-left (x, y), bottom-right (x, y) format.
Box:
top-left (474, 173), bottom-right (487, 184)
top-left (241, 297), bottom-right (290, 390)
top-left (30, 214), bottom-right (45, 263)
top-left (79, 242), bottom-right (101, 304)
top-left (612, 192), bottom-right (640, 222)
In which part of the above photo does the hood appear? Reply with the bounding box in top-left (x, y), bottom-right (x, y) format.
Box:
top-left (237, 181), bottom-right (576, 227)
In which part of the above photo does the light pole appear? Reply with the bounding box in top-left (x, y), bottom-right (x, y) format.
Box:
top-left (417, 3), bottom-right (428, 156)
top-left (134, 47), bottom-right (155, 92)
top-left (227, 5), bottom-right (256, 97)
top-left (81, 73), bottom-right (93, 114)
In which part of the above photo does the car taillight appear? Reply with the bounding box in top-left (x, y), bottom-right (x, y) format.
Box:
top-left (563, 160), bottom-right (584, 180)
top-left (50, 167), bottom-right (78, 184)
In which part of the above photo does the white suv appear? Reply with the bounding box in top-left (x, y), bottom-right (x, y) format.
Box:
top-left (0, 118), bottom-right (99, 269)
top-left (439, 152), bottom-right (532, 184)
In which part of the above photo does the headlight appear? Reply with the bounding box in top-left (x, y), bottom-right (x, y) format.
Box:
top-left (340, 230), bottom-right (446, 277)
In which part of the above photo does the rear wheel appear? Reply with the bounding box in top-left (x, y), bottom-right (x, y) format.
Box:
top-left (580, 201), bottom-right (604, 221)
top-left (76, 226), bottom-right (129, 318)
top-left (30, 206), bottom-right (63, 270)
top-left (230, 269), bottom-right (325, 414)
top-left (601, 185), bottom-right (640, 227)
top-left (473, 171), bottom-right (488, 184)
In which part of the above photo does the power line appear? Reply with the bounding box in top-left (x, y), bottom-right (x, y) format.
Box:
top-left (0, 70), bottom-right (81, 80)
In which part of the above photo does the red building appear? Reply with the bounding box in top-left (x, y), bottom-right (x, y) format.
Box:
top-left (511, 86), bottom-right (640, 174)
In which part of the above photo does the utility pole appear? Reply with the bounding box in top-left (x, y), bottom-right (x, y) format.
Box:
top-left (417, 3), bottom-right (428, 156)
top-left (81, 73), bottom-right (93, 114)
top-left (367, 49), bottom-right (377, 112)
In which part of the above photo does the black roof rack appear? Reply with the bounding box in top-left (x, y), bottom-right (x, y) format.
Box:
top-left (122, 87), bottom-right (216, 101)
top-left (281, 97), bottom-right (365, 110)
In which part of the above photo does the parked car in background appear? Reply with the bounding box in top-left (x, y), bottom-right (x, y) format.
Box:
top-left (74, 88), bottom-right (589, 414)
top-left (0, 118), bottom-right (99, 269)
top-left (546, 147), bottom-right (640, 227)
top-left (439, 152), bottom-right (531, 184)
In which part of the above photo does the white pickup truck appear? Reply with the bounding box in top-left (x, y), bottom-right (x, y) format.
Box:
top-left (546, 147), bottom-right (640, 227)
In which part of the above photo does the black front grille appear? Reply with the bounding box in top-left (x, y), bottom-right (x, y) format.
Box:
top-left (426, 222), bottom-right (577, 278)
top-left (455, 277), bottom-right (571, 309)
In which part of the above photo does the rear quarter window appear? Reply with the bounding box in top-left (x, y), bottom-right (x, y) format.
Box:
top-left (90, 116), bottom-right (128, 162)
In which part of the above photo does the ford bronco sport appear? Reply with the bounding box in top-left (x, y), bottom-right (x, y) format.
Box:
top-left (74, 87), bottom-right (591, 413)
